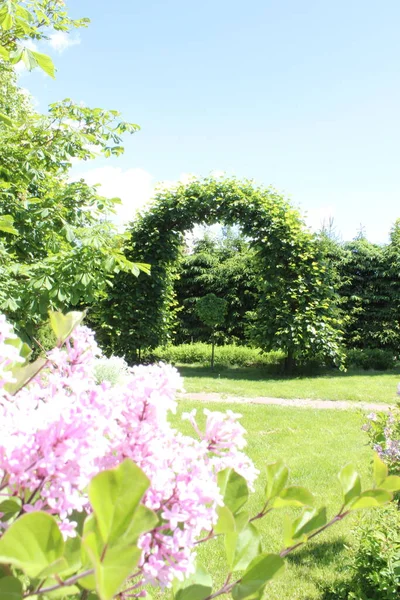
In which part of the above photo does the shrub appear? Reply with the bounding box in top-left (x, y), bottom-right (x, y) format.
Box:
top-left (144, 342), bottom-right (285, 368)
top-left (94, 355), bottom-right (130, 386)
top-left (346, 348), bottom-right (396, 371)
top-left (322, 503), bottom-right (400, 599)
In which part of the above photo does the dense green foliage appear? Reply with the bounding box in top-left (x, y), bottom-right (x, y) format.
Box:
top-left (145, 343), bottom-right (285, 368)
top-left (0, 7), bottom-right (145, 343)
top-left (174, 232), bottom-right (258, 344)
top-left (323, 504), bottom-right (400, 599)
top-left (99, 178), bottom-right (344, 368)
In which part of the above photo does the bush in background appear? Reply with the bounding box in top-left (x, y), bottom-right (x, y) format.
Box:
top-left (322, 504), bottom-right (400, 599)
top-left (346, 348), bottom-right (396, 371)
top-left (143, 343), bottom-right (285, 369)
top-left (94, 355), bottom-right (130, 386)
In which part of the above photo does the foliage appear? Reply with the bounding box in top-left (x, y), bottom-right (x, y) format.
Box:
top-left (365, 408), bottom-right (400, 477)
top-left (320, 228), bottom-right (400, 355)
top-left (99, 177), bottom-right (345, 368)
top-left (94, 355), bottom-right (130, 387)
top-left (0, 14), bottom-right (146, 342)
top-left (346, 348), bottom-right (396, 371)
top-left (1, 311), bottom-right (399, 599)
top-left (322, 503), bottom-right (400, 599)
top-left (195, 293), bottom-right (227, 369)
top-left (145, 343), bottom-right (285, 368)
top-left (174, 232), bottom-right (258, 344)
top-left (0, 0), bottom-right (90, 79)
top-left (195, 293), bottom-right (227, 329)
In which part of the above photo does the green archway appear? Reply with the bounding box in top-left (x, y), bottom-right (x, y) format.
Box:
top-left (100, 177), bottom-right (343, 367)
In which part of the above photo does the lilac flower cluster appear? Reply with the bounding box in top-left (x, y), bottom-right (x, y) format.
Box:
top-left (0, 315), bottom-right (257, 588)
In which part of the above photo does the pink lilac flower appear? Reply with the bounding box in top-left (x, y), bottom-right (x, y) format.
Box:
top-left (0, 314), bottom-right (257, 589)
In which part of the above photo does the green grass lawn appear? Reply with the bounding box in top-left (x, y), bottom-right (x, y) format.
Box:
top-left (154, 400), bottom-right (374, 600)
top-left (178, 365), bottom-right (400, 403)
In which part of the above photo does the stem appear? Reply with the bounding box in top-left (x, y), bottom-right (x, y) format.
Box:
top-left (23, 569), bottom-right (94, 598)
top-left (280, 508), bottom-right (349, 558)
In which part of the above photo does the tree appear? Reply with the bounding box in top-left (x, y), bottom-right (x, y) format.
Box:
top-left (195, 292), bottom-right (227, 368)
top-left (0, 7), bottom-right (147, 342)
top-left (175, 232), bottom-right (258, 345)
top-left (0, 0), bottom-right (89, 79)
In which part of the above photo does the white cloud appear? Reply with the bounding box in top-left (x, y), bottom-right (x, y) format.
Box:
top-left (48, 31), bottom-right (80, 53)
top-left (71, 166), bottom-right (155, 227)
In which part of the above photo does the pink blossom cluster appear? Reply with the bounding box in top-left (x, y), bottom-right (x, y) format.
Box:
top-left (0, 315), bottom-right (257, 587)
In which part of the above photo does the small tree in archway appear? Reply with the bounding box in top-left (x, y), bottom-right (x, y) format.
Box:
top-left (97, 177), bottom-right (344, 369)
top-left (196, 293), bottom-right (227, 369)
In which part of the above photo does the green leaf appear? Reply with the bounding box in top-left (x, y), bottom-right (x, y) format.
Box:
top-left (95, 545), bottom-right (141, 600)
top-left (49, 310), bottom-right (85, 344)
top-left (380, 476), bottom-right (400, 492)
top-left (30, 50), bottom-right (56, 78)
top-left (0, 12), bottom-right (13, 31)
top-left (0, 45), bottom-right (9, 60)
top-left (0, 498), bottom-right (21, 521)
top-left (349, 489), bottom-right (392, 509)
top-left (0, 512), bottom-right (64, 578)
top-left (265, 461), bottom-right (289, 501)
top-left (0, 113), bottom-right (13, 127)
top-left (232, 553), bottom-right (285, 600)
top-left (273, 486), bottom-right (314, 508)
top-left (0, 214), bottom-right (18, 234)
top-left (88, 459), bottom-right (152, 545)
top-left (338, 464), bottom-right (361, 507)
top-left (214, 505), bottom-right (236, 534)
top-left (225, 523), bottom-right (262, 572)
top-left (0, 577), bottom-right (23, 600)
top-left (218, 468), bottom-right (249, 515)
top-left (291, 507), bottom-right (327, 541)
top-left (173, 565), bottom-right (212, 600)
top-left (373, 454), bottom-right (388, 487)
top-left (21, 47), bottom-right (38, 71)
top-left (4, 356), bottom-right (47, 395)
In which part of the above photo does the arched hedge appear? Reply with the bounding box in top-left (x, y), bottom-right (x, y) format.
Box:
top-left (99, 177), bottom-right (343, 367)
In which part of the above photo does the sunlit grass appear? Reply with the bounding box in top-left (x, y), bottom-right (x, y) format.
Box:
top-left (178, 365), bottom-right (400, 403)
top-left (152, 401), bottom-right (374, 600)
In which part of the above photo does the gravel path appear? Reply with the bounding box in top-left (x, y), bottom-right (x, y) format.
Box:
top-left (177, 391), bottom-right (391, 412)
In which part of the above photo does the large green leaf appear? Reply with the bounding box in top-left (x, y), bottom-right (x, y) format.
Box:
top-left (0, 498), bottom-right (21, 521)
top-left (31, 50), bottom-right (56, 78)
top-left (0, 577), bottom-right (23, 600)
top-left (338, 464), bottom-right (361, 507)
top-left (173, 565), bottom-right (213, 600)
top-left (95, 545), bottom-right (142, 600)
top-left (0, 214), bottom-right (18, 234)
top-left (273, 486), bottom-right (314, 508)
top-left (88, 459), bottom-right (152, 545)
top-left (4, 356), bottom-right (47, 395)
top-left (232, 553), bottom-right (285, 600)
top-left (290, 507), bottom-right (327, 542)
top-left (225, 523), bottom-right (262, 572)
top-left (380, 476), bottom-right (400, 492)
top-left (217, 468), bottom-right (249, 515)
top-left (373, 454), bottom-right (388, 487)
top-left (0, 512), bottom-right (64, 578)
top-left (49, 310), bottom-right (85, 344)
top-left (349, 489), bottom-right (392, 509)
top-left (265, 461), bottom-right (289, 500)
top-left (214, 505), bottom-right (236, 534)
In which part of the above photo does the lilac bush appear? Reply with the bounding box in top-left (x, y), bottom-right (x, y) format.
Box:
top-left (0, 312), bottom-right (398, 600)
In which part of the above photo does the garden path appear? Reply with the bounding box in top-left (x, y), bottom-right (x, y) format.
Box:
top-left (177, 392), bottom-right (390, 412)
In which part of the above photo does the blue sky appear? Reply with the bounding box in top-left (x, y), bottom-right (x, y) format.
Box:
top-left (20, 0), bottom-right (400, 243)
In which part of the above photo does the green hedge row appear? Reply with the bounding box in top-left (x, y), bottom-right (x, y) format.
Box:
top-left (143, 343), bottom-right (285, 368)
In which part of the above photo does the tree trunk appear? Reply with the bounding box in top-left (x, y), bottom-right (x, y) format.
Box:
top-left (284, 348), bottom-right (296, 374)
top-left (211, 328), bottom-right (215, 370)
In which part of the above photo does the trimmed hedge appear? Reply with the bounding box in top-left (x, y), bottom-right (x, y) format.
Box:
top-left (346, 348), bottom-right (396, 371)
top-left (143, 343), bottom-right (285, 368)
